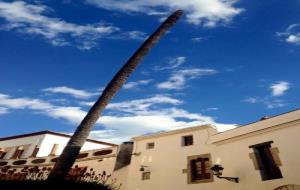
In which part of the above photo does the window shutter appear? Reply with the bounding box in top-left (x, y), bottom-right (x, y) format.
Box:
top-left (31, 146), bottom-right (40, 157)
top-left (11, 149), bottom-right (20, 159)
top-left (249, 152), bottom-right (260, 170)
top-left (270, 147), bottom-right (282, 166)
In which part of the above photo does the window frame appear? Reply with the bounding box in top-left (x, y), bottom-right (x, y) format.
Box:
top-left (142, 171), bottom-right (151, 180)
top-left (146, 142), bottom-right (155, 150)
top-left (182, 135), bottom-right (194, 147)
top-left (249, 141), bottom-right (283, 181)
top-left (187, 154), bottom-right (213, 184)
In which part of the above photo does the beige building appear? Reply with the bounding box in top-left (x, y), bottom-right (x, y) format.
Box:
top-left (1, 109), bottom-right (300, 190)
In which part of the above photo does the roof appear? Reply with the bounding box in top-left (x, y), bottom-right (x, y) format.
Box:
top-left (210, 108), bottom-right (300, 144)
top-left (0, 131), bottom-right (117, 146)
top-left (131, 109), bottom-right (300, 142)
top-left (131, 124), bottom-right (216, 141)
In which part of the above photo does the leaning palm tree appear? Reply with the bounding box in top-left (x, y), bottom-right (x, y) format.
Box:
top-left (47, 10), bottom-right (183, 181)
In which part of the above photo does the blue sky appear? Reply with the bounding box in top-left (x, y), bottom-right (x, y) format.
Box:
top-left (0, 0), bottom-right (300, 143)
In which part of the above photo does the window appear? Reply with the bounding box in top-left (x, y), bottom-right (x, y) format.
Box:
top-left (31, 145), bottom-right (39, 158)
top-left (142, 172), bottom-right (151, 180)
top-left (182, 135), bottom-right (193, 146)
top-left (146, 142), bottom-right (155, 149)
top-left (49, 144), bottom-right (59, 156)
top-left (0, 149), bottom-right (6, 159)
top-left (187, 154), bottom-right (213, 184)
top-left (11, 146), bottom-right (24, 159)
top-left (249, 141), bottom-right (283, 181)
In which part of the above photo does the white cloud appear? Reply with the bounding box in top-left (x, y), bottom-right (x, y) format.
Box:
top-left (42, 86), bottom-right (99, 99)
top-left (123, 31), bottom-right (147, 40)
top-left (86, 0), bottom-right (243, 27)
top-left (0, 92), bottom-right (235, 143)
top-left (191, 37), bottom-right (205, 42)
top-left (203, 107), bottom-right (219, 111)
top-left (157, 68), bottom-right (217, 90)
top-left (270, 81), bottom-right (290, 96)
top-left (244, 97), bottom-right (258, 104)
top-left (45, 106), bottom-right (87, 124)
top-left (80, 95), bottom-right (182, 112)
top-left (0, 93), bottom-right (86, 123)
top-left (0, 93), bottom-right (53, 110)
top-left (277, 24), bottom-right (300, 45)
top-left (154, 56), bottom-right (186, 71)
top-left (0, 1), bottom-right (144, 49)
top-left (244, 96), bottom-right (287, 109)
top-left (264, 99), bottom-right (286, 109)
top-left (0, 107), bottom-right (9, 114)
top-left (123, 79), bottom-right (152, 89)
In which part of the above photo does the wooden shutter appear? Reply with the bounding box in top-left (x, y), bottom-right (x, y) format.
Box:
top-left (249, 152), bottom-right (263, 170)
top-left (11, 147), bottom-right (23, 159)
top-left (270, 147), bottom-right (282, 166)
top-left (31, 146), bottom-right (40, 157)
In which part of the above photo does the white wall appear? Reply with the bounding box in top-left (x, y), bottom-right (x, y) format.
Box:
top-left (212, 120), bottom-right (300, 190)
top-left (123, 127), bottom-right (218, 190)
top-left (120, 113), bottom-right (300, 190)
top-left (38, 134), bottom-right (109, 157)
top-left (0, 134), bottom-right (45, 159)
top-left (0, 133), bottom-right (112, 158)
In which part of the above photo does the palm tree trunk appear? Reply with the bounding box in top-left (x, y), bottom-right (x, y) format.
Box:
top-left (47, 10), bottom-right (183, 181)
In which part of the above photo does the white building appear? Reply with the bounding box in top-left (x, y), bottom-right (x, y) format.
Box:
top-left (1, 109), bottom-right (300, 190)
top-left (0, 130), bottom-right (116, 159)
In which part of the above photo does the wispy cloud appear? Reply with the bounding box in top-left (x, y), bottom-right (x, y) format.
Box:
top-left (123, 79), bottom-right (152, 89)
top-left (202, 107), bottom-right (219, 111)
top-left (244, 81), bottom-right (291, 109)
top-left (270, 81), bottom-right (290, 96)
top-left (244, 96), bottom-right (287, 109)
top-left (157, 68), bottom-right (217, 90)
top-left (0, 93), bottom-right (86, 123)
top-left (80, 95), bottom-right (182, 110)
top-left (122, 31), bottom-right (147, 40)
top-left (244, 97), bottom-right (258, 104)
top-left (86, 0), bottom-right (243, 27)
top-left (154, 56), bottom-right (186, 71)
top-left (0, 107), bottom-right (8, 114)
top-left (191, 37), bottom-right (205, 42)
top-left (42, 86), bottom-right (99, 99)
top-left (0, 1), bottom-right (145, 49)
top-left (277, 24), bottom-right (300, 45)
top-left (0, 93), bottom-right (53, 110)
top-left (0, 92), bottom-right (235, 143)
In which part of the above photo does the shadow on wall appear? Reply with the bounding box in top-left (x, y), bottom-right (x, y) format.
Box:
top-left (274, 185), bottom-right (300, 190)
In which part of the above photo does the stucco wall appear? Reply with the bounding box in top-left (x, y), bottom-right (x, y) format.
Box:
top-left (0, 133), bottom-right (111, 158)
top-left (38, 134), bottom-right (110, 157)
top-left (0, 134), bottom-right (45, 159)
top-left (212, 120), bottom-right (300, 190)
top-left (124, 127), bottom-right (218, 190)
top-left (120, 112), bottom-right (300, 190)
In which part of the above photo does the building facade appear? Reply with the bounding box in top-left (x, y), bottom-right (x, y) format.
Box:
top-left (1, 109), bottom-right (300, 190)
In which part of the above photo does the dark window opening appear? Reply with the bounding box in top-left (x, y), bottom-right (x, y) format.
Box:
top-left (190, 157), bottom-right (211, 181)
top-left (182, 135), bottom-right (193, 146)
top-left (0, 151), bottom-right (7, 159)
top-left (142, 172), bottom-right (151, 180)
top-left (31, 146), bottom-right (39, 158)
top-left (11, 148), bottom-right (24, 159)
top-left (250, 142), bottom-right (283, 181)
top-left (146, 142), bottom-right (155, 149)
